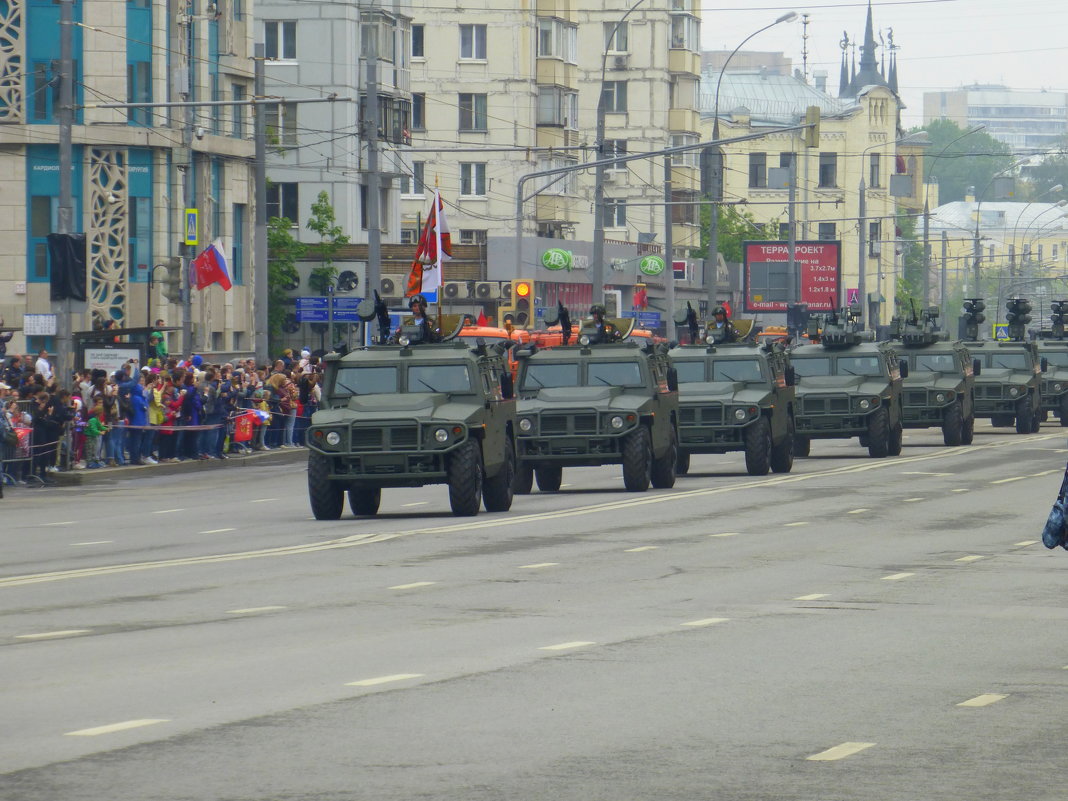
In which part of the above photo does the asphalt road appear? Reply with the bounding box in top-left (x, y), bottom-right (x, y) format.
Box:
top-left (1, 422), bottom-right (1066, 800)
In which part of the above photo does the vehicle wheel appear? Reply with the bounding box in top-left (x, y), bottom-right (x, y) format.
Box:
top-left (535, 465), bottom-right (563, 493)
top-left (795, 435), bottom-right (811, 457)
top-left (482, 440), bottom-right (515, 512)
top-left (1015, 397), bottom-right (1033, 434)
top-left (866, 407), bottom-right (890, 458)
top-left (769, 416), bottom-right (795, 474)
top-left (961, 413), bottom-right (975, 445)
top-left (514, 462), bottom-right (533, 495)
top-left (942, 400), bottom-right (963, 446)
top-left (621, 426), bottom-right (652, 492)
top-left (743, 416), bottom-right (772, 476)
top-left (676, 449), bottom-right (691, 476)
top-left (1061, 395), bottom-right (1068, 427)
top-left (650, 426), bottom-right (677, 489)
top-left (888, 421), bottom-right (903, 456)
top-left (348, 486), bottom-right (381, 516)
top-left (447, 439), bottom-right (483, 517)
top-left (308, 452), bottom-right (343, 520)
top-left (1032, 401), bottom-right (1042, 433)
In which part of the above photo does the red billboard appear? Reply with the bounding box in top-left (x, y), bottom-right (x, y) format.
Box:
top-left (742, 241), bottom-right (841, 313)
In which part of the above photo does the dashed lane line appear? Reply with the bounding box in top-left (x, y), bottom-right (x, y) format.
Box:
top-left (16, 629), bottom-right (90, 640)
top-left (401, 502), bottom-right (427, 508)
top-left (153, 509), bottom-right (184, 515)
top-left (806, 742), bottom-right (876, 761)
top-left (847, 509), bottom-right (869, 514)
top-left (990, 477), bottom-right (1026, 485)
top-left (2, 433), bottom-right (1054, 589)
top-left (784, 521), bottom-right (809, 527)
top-left (901, 471), bottom-right (953, 476)
top-left (951, 488), bottom-right (970, 493)
top-left (624, 546), bottom-right (658, 552)
top-left (681, 618), bottom-right (729, 627)
top-left (955, 555), bottom-right (985, 563)
top-left (1030, 469), bottom-right (1061, 477)
top-left (903, 498), bottom-right (923, 503)
top-left (72, 541), bottom-right (113, 546)
top-left (539, 641), bottom-right (596, 651)
top-left (709, 532), bottom-right (741, 538)
top-left (1015, 540), bottom-right (1039, 547)
top-left (346, 674), bottom-right (424, 688)
top-left (200, 528), bottom-right (235, 535)
top-left (388, 581), bottom-right (437, 590)
top-left (795, 594), bottom-right (829, 601)
top-left (249, 498), bottom-right (278, 503)
top-left (226, 606), bottom-right (287, 614)
top-left (518, 563), bottom-right (559, 569)
top-left (957, 694), bottom-right (1008, 708)
top-left (40, 521), bottom-right (76, 527)
top-left (65, 719), bottom-right (169, 737)
top-left (882, 572), bottom-right (914, 581)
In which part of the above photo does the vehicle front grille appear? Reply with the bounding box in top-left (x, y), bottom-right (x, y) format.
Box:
top-left (351, 428), bottom-right (383, 450)
top-left (389, 426), bottom-right (419, 449)
top-left (905, 390), bottom-right (928, 406)
top-left (975, 385), bottom-right (1003, 400)
top-left (541, 415), bottom-right (569, 434)
top-left (539, 413), bottom-right (600, 435)
top-left (802, 395), bottom-right (849, 415)
top-left (679, 403), bottom-right (724, 425)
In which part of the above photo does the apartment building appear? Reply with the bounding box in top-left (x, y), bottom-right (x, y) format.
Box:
top-left (0, 0), bottom-right (257, 358)
top-left (924, 86), bottom-right (1068, 154)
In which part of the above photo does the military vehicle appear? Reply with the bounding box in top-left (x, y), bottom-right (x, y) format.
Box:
top-left (668, 325), bottom-right (796, 476)
top-left (890, 305), bottom-right (978, 446)
top-left (513, 308), bottom-right (679, 493)
top-left (789, 308), bottom-right (906, 458)
top-left (960, 298), bottom-right (1042, 434)
top-left (1038, 299), bottom-right (1068, 426)
top-left (306, 303), bottom-right (517, 518)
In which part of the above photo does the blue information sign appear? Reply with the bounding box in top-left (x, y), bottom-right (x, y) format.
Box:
top-left (622, 310), bottom-right (662, 327)
top-left (331, 297), bottom-right (363, 322)
top-left (295, 296), bottom-right (364, 323)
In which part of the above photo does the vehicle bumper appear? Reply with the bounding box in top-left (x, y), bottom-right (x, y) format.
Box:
top-left (518, 433), bottom-right (626, 466)
top-left (795, 414), bottom-right (869, 436)
top-left (901, 404), bottom-right (950, 427)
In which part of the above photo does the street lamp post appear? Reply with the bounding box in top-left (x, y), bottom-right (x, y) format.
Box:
top-left (971, 155), bottom-right (1035, 299)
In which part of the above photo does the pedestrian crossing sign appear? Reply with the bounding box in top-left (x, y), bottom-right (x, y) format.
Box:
top-left (184, 209), bottom-right (198, 246)
top-left (993, 323), bottom-right (1009, 341)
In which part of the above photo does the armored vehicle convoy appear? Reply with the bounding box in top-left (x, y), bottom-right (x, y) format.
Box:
top-left (961, 298), bottom-right (1042, 434)
top-left (1038, 299), bottom-right (1068, 426)
top-left (668, 333), bottom-right (796, 476)
top-left (514, 310), bottom-right (679, 493)
top-left (891, 306), bottom-right (978, 446)
top-left (306, 312), bottom-right (517, 519)
top-left (790, 308), bottom-right (906, 458)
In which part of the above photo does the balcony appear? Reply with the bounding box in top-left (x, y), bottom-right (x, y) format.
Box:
top-left (668, 49), bottom-right (700, 76)
top-left (668, 108), bottom-right (699, 133)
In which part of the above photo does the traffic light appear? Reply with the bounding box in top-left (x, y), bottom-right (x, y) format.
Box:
top-left (159, 256), bottom-right (183, 303)
top-left (803, 105), bottom-right (820, 148)
top-left (960, 297), bottom-right (986, 341)
top-left (1051, 300), bottom-right (1068, 339)
top-left (499, 279), bottom-right (534, 328)
top-left (1005, 297), bottom-right (1032, 341)
top-left (786, 302), bottom-right (808, 335)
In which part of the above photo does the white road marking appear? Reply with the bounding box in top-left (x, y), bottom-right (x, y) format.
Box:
top-left (65, 719), bottom-right (169, 737)
top-left (795, 594), bottom-right (829, 601)
top-left (1015, 540), bottom-right (1039, 547)
top-left (957, 693), bottom-right (1008, 708)
top-left (901, 471), bottom-right (953, 476)
top-left (388, 581), bottom-right (436, 590)
top-left (951, 488), bottom-right (970, 493)
top-left (346, 673), bottom-right (424, 687)
top-left (681, 618), bottom-right (729, 627)
top-left (784, 521), bottom-right (809, 527)
top-left (561, 483), bottom-right (573, 488)
top-left (847, 508), bottom-right (869, 514)
top-left (990, 476), bottom-right (1026, 485)
top-left (249, 498), bottom-right (278, 503)
top-left (153, 509), bottom-right (184, 514)
top-left (624, 546), bottom-right (658, 552)
top-left (16, 629), bottom-right (90, 640)
top-left (882, 572), bottom-right (914, 581)
top-left (401, 502), bottom-right (427, 507)
top-left (226, 606), bottom-right (287, 615)
top-left (1030, 469), bottom-right (1060, 477)
top-left (40, 521), bottom-right (76, 527)
top-left (955, 555), bottom-right (985, 563)
top-left (519, 562), bottom-right (559, 569)
top-left (200, 528), bottom-right (235, 535)
top-left (709, 532), bottom-right (740, 538)
top-left (539, 641), bottom-right (595, 651)
top-left (72, 541), bottom-right (113, 546)
top-left (903, 497), bottom-right (923, 503)
top-left (806, 742), bottom-right (876, 761)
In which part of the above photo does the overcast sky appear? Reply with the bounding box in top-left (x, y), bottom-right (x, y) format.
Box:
top-left (701, 0), bottom-right (1068, 128)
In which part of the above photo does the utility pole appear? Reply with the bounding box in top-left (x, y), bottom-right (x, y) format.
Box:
top-left (253, 43), bottom-right (268, 365)
top-left (787, 151), bottom-right (798, 304)
top-left (663, 156), bottom-right (675, 341)
top-left (180, 17), bottom-right (195, 357)
top-left (706, 148), bottom-right (722, 315)
top-left (858, 177), bottom-right (867, 329)
top-left (56, 0), bottom-right (74, 387)
top-left (940, 230), bottom-right (948, 322)
top-left (363, 3), bottom-right (382, 323)
top-left (922, 198), bottom-right (931, 308)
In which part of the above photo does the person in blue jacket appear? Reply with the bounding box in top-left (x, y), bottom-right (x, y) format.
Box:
top-left (125, 382), bottom-right (149, 465)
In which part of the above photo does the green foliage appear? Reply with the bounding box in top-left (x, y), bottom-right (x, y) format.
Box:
top-left (690, 204), bottom-right (782, 263)
top-left (306, 190), bottom-right (350, 294)
top-left (267, 217), bottom-right (306, 352)
top-left (1019, 151), bottom-right (1068, 200)
top-left (915, 119), bottom-right (1013, 204)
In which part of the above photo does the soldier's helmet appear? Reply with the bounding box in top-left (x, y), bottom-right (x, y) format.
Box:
top-left (713, 305), bottom-right (727, 317)
top-left (590, 304), bottom-right (607, 317)
top-left (408, 294), bottom-right (428, 311)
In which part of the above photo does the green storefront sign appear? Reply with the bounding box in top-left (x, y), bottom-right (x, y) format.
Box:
top-left (541, 248), bottom-right (573, 271)
top-left (639, 255), bottom-right (665, 276)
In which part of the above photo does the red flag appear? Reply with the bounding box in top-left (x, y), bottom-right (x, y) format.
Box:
top-left (406, 190), bottom-right (451, 297)
top-left (234, 412), bottom-right (254, 443)
top-left (477, 308), bottom-right (488, 326)
top-left (192, 239), bottom-right (232, 291)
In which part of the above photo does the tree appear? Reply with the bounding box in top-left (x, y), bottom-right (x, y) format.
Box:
top-left (916, 119), bottom-right (1013, 204)
top-left (894, 211), bottom-right (925, 315)
top-left (306, 190), bottom-right (350, 294)
top-left (267, 216), bottom-right (306, 353)
top-left (1020, 149), bottom-right (1068, 200)
top-left (689, 204), bottom-right (782, 264)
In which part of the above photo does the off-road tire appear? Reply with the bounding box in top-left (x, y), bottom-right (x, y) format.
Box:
top-left (514, 462), bottom-right (534, 495)
top-left (795, 435), bottom-right (811, 457)
top-left (1015, 397), bottom-right (1033, 435)
top-left (744, 416), bottom-right (772, 476)
top-left (621, 426), bottom-right (652, 492)
top-left (962, 413), bottom-right (975, 444)
top-left (650, 426), bottom-right (677, 489)
top-left (482, 440), bottom-right (515, 512)
top-left (769, 416), bottom-right (795, 474)
top-left (888, 421), bottom-right (903, 456)
top-left (676, 449), bottom-right (691, 475)
top-left (1060, 395), bottom-right (1068, 427)
top-left (535, 465), bottom-right (563, 493)
top-left (942, 401), bottom-right (963, 446)
top-left (447, 439), bottom-right (483, 517)
top-left (866, 407), bottom-right (890, 458)
top-left (1032, 401), bottom-right (1042, 433)
top-left (308, 453), bottom-right (344, 520)
top-left (348, 487), bottom-right (381, 516)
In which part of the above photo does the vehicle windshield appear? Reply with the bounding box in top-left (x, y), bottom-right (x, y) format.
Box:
top-left (522, 362), bottom-right (579, 389)
top-left (408, 364), bottom-right (472, 393)
top-left (913, 353), bottom-right (958, 372)
top-left (673, 360), bottom-right (706, 384)
top-left (711, 359), bottom-right (763, 382)
top-left (790, 356), bottom-right (832, 377)
top-left (333, 366), bottom-right (398, 396)
top-left (1043, 351), bottom-right (1068, 367)
top-left (587, 361), bottom-right (643, 387)
top-left (984, 353), bottom-right (1032, 370)
top-left (835, 356), bottom-right (885, 377)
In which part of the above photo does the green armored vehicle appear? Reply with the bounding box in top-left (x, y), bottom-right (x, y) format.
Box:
top-left (668, 331), bottom-right (796, 476)
top-left (1038, 300), bottom-right (1068, 426)
top-left (306, 314), bottom-right (517, 518)
top-left (891, 306), bottom-right (978, 446)
top-left (961, 298), bottom-right (1042, 434)
top-left (514, 310), bottom-right (679, 493)
top-left (790, 308), bottom-right (906, 458)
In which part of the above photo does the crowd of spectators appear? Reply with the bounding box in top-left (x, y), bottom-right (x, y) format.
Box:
top-left (0, 343), bottom-right (322, 489)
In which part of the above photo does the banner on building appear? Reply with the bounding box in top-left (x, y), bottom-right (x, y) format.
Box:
top-left (742, 241), bottom-right (841, 313)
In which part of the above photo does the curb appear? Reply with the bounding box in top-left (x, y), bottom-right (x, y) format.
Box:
top-left (50, 447), bottom-right (308, 485)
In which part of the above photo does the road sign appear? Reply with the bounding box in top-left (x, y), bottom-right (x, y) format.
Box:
top-left (295, 296), bottom-right (364, 323)
top-left (622, 310), bottom-right (662, 327)
top-left (993, 323), bottom-right (1009, 341)
top-left (331, 297), bottom-right (363, 322)
top-left (846, 287), bottom-right (860, 306)
top-left (184, 209), bottom-right (198, 246)
top-left (672, 260), bottom-right (687, 280)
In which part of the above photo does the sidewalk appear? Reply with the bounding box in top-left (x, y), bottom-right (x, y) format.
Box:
top-left (49, 446), bottom-right (308, 486)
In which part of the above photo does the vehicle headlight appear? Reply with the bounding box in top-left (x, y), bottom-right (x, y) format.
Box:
top-left (434, 428), bottom-right (449, 443)
top-left (578, 334), bottom-right (591, 346)
top-left (934, 392), bottom-right (946, 403)
top-left (1008, 386), bottom-right (1020, 397)
top-left (859, 399), bottom-right (871, 410)
top-left (519, 417), bottom-right (533, 433)
top-left (705, 335), bottom-right (716, 345)
top-left (610, 415), bottom-right (625, 429)
top-left (398, 335), bottom-right (411, 346)
top-left (734, 408), bottom-right (747, 421)
top-left (1056, 383), bottom-right (1064, 392)
top-left (325, 431), bottom-right (341, 446)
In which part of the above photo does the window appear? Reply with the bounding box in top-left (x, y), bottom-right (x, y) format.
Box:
top-left (129, 196), bottom-right (151, 282)
top-left (29, 195), bottom-right (57, 280)
top-left (233, 0), bottom-right (243, 21)
top-left (779, 152), bottom-right (795, 169)
top-left (869, 153), bottom-right (881, 187)
top-left (460, 229), bottom-right (487, 245)
top-left (818, 152), bottom-right (837, 188)
top-left (266, 182), bottom-right (298, 223)
top-left (869, 220), bottom-right (881, 257)
top-left (603, 199), bottom-right (626, 228)
top-left (604, 21), bottom-right (628, 52)
top-left (458, 93), bottom-right (487, 131)
top-left (538, 19), bottom-right (577, 63)
top-left (266, 102), bottom-right (297, 147)
top-left (605, 139), bottom-right (627, 166)
top-left (460, 162), bottom-right (486, 196)
top-left (126, 61), bottom-right (151, 126)
top-left (412, 161), bottom-right (425, 194)
top-left (537, 87), bottom-right (577, 128)
top-left (412, 93), bottom-right (425, 130)
top-left (459, 24), bottom-right (486, 60)
top-left (411, 24), bottom-right (424, 58)
top-left (536, 157), bottom-right (576, 195)
top-left (671, 76), bottom-right (699, 110)
top-left (231, 84), bottom-right (246, 138)
top-left (749, 152), bottom-right (767, 188)
top-left (400, 228), bottom-right (418, 245)
top-left (602, 81), bottom-right (627, 113)
top-left (818, 222), bottom-right (836, 241)
top-left (671, 134), bottom-right (699, 167)
top-left (672, 190), bottom-right (697, 225)
top-left (264, 21), bottom-right (296, 60)
top-left (670, 15), bottom-right (699, 51)
top-left (232, 204), bottom-right (246, 284)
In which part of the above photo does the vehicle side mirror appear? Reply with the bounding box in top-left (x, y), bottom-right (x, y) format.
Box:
top-left (500, 373), bottom-right (514, 400)
top-left (666, 367), bottom-right (679, 393)
top-left (973, 358), bottom-right (981, 377)
top-left (898, 359), bottom-right (909, 379)
top-left (1041, 357), bottom-right (1049, 373)
top-left (785, 366), bottom-right (796, 386)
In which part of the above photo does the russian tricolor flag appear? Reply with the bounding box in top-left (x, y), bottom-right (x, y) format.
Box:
top-left (192, 239), bottom-right (233, 291)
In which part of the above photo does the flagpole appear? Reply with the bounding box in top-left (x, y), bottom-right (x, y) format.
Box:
top-left (433, 188), bottom-right (443, 333)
